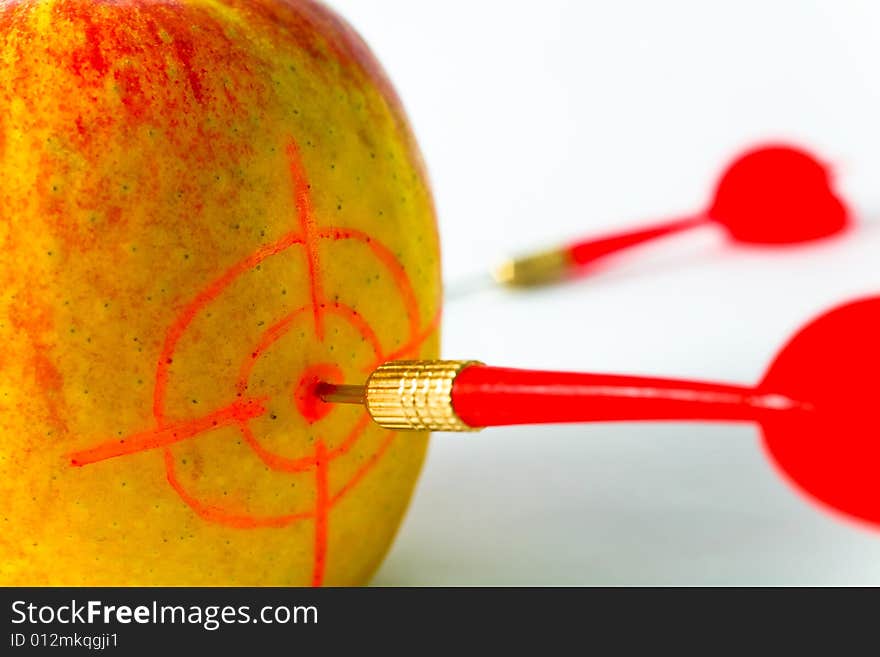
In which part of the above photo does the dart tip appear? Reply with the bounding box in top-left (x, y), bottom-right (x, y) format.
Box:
top-left (444, 271), bottom-right (496, 300)
top-left (315, 382), bottom-right (365, 405)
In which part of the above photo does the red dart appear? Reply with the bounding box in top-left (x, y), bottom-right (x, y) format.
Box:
top-left (493, 144), bottom-right (851, 287)
top-left (318, 295), bottom-right (880, 530)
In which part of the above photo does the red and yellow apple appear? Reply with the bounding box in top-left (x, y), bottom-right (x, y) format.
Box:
top-left (0, 0), bottom-right (440, 585)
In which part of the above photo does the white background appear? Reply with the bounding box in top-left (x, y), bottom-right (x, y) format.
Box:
top-left (329, 0), bottom-right (880, 584)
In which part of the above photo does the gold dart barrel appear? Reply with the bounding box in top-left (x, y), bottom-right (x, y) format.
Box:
top-left (492, 247), bottom-right (572, 287)
top-left (365, 360), bottom-right (483, 432)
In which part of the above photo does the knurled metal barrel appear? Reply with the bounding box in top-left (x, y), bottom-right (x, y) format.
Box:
top-left (365, 360), bottom-right (483, 432)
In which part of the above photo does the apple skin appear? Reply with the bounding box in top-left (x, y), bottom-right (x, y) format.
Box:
top-left (0, 0), bottom-right (440, 585)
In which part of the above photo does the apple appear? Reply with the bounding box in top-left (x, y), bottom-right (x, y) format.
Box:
top-left (0, 0), bottom-right (441, 585)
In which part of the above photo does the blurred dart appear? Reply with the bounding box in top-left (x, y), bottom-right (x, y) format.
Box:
top-left (484, 143), bottom-right (850, 288)
top-left (318, 295), bottom-right (880, 529)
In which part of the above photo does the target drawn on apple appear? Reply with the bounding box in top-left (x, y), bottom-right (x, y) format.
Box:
top-left (68, 137), bottom-right (438, 585)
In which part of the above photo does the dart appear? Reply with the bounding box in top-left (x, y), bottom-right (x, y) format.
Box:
top-left (317, 295), bottom-right (880, 529)
top-left (490, 144), bottom-right (851, 288)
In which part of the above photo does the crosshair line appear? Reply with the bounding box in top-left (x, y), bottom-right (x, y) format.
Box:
top-left (287, 140), bottom-right (325, 340)
top-left (312, 439), bottom-right (330, 587)
top-left (69, 397), bottom-right (268, 467)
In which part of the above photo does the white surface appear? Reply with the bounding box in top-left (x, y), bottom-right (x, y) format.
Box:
top-left (329, 0), bottom-right (880, 584)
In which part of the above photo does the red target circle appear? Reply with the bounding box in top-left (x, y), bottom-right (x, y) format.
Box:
top-left (70, 138), bottom-right (440, 586)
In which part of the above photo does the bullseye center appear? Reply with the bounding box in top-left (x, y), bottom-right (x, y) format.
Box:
top-left (294, 362), bottom-right (344, 424)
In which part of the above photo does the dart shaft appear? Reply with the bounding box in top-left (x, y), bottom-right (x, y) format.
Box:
top-left (451, 365), bottom-right (796, 427)
top-left (318, 360), bottom-right (809, 432)
top-left (494, 215), bottom-right (707, 287)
